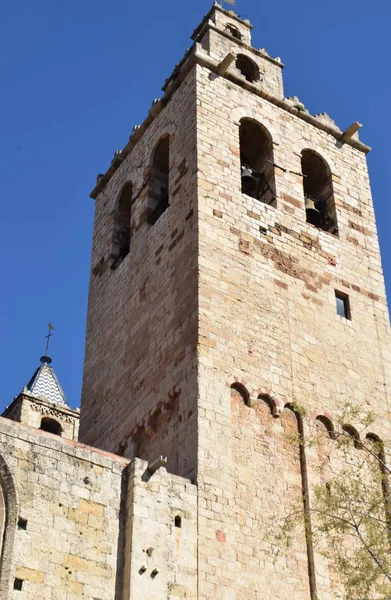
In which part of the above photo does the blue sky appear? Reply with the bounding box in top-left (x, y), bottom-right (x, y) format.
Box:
top-left (1, 0), bottom-right (390, 412)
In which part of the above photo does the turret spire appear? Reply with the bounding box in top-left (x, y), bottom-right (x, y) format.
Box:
top-left (23, 325), bottom-right (69, 406)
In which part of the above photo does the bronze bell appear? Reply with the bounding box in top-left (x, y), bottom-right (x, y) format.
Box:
top-left (241, 166), bottom-right (258, 196)
top-left (305, 196), bottom-right (322, 227)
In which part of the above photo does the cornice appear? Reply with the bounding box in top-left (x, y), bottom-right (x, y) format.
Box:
top-left (90, 44), bottom-right (370, 199)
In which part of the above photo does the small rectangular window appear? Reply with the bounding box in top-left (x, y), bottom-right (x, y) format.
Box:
top-left (14, 579), bottom-right (23, 591)
top-left (335, 291), bottom-right (351, 320)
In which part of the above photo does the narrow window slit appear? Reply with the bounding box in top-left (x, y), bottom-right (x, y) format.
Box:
top-left (335, 291), bottom-right (351, 320)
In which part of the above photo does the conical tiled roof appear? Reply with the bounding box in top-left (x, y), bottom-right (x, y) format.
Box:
top-left (26, 356), bottom-right (69, 406)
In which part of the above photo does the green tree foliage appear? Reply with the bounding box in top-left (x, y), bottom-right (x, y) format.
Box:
top-left (271, 403), bottom-right (391, 600)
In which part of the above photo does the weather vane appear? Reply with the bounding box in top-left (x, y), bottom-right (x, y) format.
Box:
top-left (220, 0), bottom-right (236, 6)
top-left (44, 323), bottom-right (55, 356)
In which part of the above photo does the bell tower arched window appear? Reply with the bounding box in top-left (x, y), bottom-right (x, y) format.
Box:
top-left (147, 135), bottom-right (170, 225)
top-left (225, 23), bottom-right (242, 40)
top-left (301, 150), bottom-right (338, 235)
top-left (236, 54), bottom-right (260, 83)
top-left (111, 182), bottom-right (132, 269)
top-left (239, 118), bottom-right (276, 206)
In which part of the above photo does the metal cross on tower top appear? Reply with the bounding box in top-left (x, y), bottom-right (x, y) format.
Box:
top-left (40, 323), bottom-right (55, 365)
top-left (42, 322), bottom-right (55, 361)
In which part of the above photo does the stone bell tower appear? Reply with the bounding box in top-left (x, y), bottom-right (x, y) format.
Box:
top-left (81, 4), bottom-right (391, 598)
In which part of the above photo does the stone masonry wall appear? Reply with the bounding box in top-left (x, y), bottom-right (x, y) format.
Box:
top-left (0, 417), bottom-right (128, 600)
top-left (230, 391), bottom-right (312, 600)
top-left (123, 458), bottom-right (197, 600)
top-left (194, 24), bottom-right (391, 597)
top-left (306, 418), bottom-right (390, 598)
top-left (80, 69), bottom-right (199, 480)
top-left (76, 5), bottom-right (391, 599)
top-left (0, 419), bottom-right (198, 600)
top-left (193, 6), bottom-right (284, 98)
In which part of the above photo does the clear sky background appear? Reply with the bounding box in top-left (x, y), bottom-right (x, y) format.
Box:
top-left (1, 0), bottom-right (390, 412)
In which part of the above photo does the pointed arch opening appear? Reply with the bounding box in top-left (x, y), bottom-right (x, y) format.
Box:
top-left (301, 150), bottom-right (338, 234)
top-left (40, 417), bottom-right (62, 436)
top-left (111, 181), bottom-right (132, 270)
top-left (239, 118), bottom-right (276, 206)
top-left (236, 54), bottom-right (260, 83)
top-left (230, 382), bottom-right (250, 406)
top-left (147, 135), bottom-right (170, 225)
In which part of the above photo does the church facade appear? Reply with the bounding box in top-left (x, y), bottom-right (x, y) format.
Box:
top-left (1, 3), bottom-right (390, 598)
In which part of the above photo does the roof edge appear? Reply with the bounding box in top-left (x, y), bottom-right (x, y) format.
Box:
top-left (90, 46), bottom-right (370, 198)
